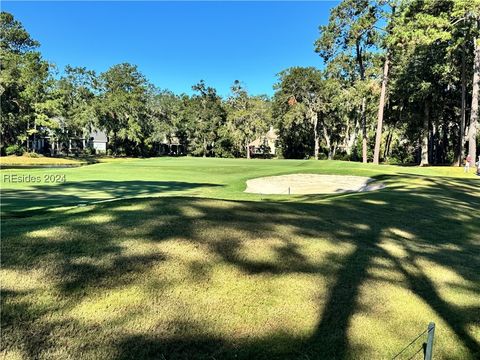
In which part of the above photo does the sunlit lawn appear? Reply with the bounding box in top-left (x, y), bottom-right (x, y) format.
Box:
top-left (1, 158), bottom-right (479, 359)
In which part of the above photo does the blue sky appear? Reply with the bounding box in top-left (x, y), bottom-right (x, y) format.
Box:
top-left (3, 1), bottom-right (339, 97)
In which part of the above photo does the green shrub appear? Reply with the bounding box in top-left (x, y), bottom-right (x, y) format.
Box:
top-left (24, 152), bottom-right (40, 158)
top-left (5, 144), bottom-right (25, 156)
top-left (388, 144), bottom-right (415, 165)
top-left (334, 153), bottom-right (350, 161)
top-left (84, 147), bottom-right (96, 156)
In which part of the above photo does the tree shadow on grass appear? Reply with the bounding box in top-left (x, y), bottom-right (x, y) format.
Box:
top-left (1, 175), bottom-right (479, 359)
top-left (1, 180), bottom-right (222, 217)
top-left (119, 175), bottom-right (479, 359)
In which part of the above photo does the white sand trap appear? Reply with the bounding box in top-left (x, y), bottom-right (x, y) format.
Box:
top-left (245, 173), bottom-right (384, 195)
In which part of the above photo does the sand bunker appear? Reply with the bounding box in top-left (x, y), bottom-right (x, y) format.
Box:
top-left (245, 173), bottom-right (384, 195)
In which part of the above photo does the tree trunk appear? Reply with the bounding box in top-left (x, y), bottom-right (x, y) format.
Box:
top-left (246, 143), bottom-right (250, 159)
top-left (26, 118), bottom-right (30, 152)
top-left (314, 113), bottom-right (319, 160)
top-left (373, 55), bottom-right (389, 164)
top-left (468, 33), bottom-right (479, 163)
top-left (345, 118), bottom-right (358, 156)
top-left (429, 122), bottom-right (436, 165)
top-left (361, 96), bottom-right (367, 163)
top-left (384, 129), bottom-right (393, 160)
top-left (203, 137), bottom-right (207, 158)
top-left (455, 38), bottom-right (467, 166)
top-left (420, 103), bottom-right (430, 166)
top-left (32, 120), bottom-right (37, 153)
top-left (323, 129), bottom-right (332, 160)
top-left (113, 131), bottom-right (117, 156)
top-left (442, 120), bottom-right (449, 164)
top-left (356, 41), bottom-right (368, 164)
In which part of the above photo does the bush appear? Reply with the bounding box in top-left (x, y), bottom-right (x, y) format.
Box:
top-left (84, 147), bottom-right (96, 156)
top-left (388, 143), bottom-right (415, 165)
top-left (5, 144), bottom-right (25, 156)
top-left (334, 153), bottom-right (350, 161)
top-left (24, 152), bottom-right (40, 158)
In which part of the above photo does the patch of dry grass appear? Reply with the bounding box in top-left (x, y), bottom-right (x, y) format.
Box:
top-left (0, 155), bottom-right (84, 166)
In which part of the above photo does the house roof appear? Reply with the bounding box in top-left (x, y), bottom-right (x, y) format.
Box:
top-left (90, 129), bottom-right (108, 142)
top-left (265, 127), bottom-right (278, 140)
top-left (248, 138), bottom-right (263, 147)
top-left (248, 126), bottom-right (278, 147)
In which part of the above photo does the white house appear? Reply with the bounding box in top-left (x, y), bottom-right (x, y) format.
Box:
top-left (248, 126), bottom-right (279, 157)
top-left (88, 129), bottom-right (108, 153)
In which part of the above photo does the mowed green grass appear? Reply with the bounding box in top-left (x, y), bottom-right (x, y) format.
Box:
top-left (0, 157), bottom-right (476, 215)
top-left (1, 157), bottom-right (479, 359)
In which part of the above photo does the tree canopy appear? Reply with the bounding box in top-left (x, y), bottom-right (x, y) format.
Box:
top-left (0, 4), bottom-right (478, 163)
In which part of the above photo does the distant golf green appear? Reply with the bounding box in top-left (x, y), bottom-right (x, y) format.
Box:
top-left (0, 157), bottom-right (475, 214)
top-left (1, 158), bottom-right (479, 359)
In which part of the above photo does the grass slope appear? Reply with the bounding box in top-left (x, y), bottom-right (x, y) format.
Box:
top-left (1, 158), bottom-right (479, 359)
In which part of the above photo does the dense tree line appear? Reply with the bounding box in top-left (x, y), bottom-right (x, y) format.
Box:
top-left (0, 13), bottom-right (271, 158)
top-left (1, 0), bottom-right (479, 164)
top-left (273, 0), bottom-right (479, 164)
